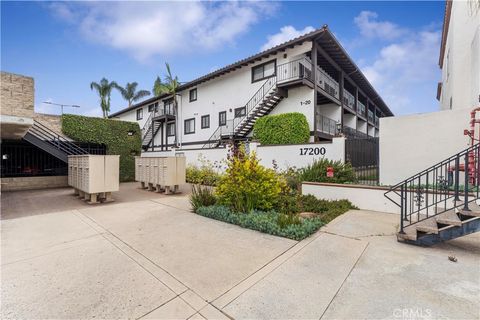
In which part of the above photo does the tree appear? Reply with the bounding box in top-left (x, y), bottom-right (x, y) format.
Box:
top-left (156, 63), bottom-right (181, 145)
top-left (115, 82), bottom-right (150, 108)
top-left (153, 76), bottom-right (163, 97)
top-left (90, 78), bottom-right (118, 118)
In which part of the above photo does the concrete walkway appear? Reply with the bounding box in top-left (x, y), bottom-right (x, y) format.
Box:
top-left (2, 184), bottom-right (479, 319)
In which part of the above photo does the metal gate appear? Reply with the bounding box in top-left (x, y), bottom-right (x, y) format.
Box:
top-left (345, 137), bottom-right (379, 185)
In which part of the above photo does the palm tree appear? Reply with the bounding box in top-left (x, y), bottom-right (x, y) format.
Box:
top-left (153, 76), bottom-right (163, 97)
top-left (156, 63), bottom-right (180, 145)
top-left (90, 78), bottom-right (118, 118)
top-left (115, 82), bottom-right (150, 108)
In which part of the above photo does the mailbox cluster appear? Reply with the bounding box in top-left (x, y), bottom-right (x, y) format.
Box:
top-left (68, 155), bottom-right (120, 203)
top-left (135, 156), bottom-right (186, 194)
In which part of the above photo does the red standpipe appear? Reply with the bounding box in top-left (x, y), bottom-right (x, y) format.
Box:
top-left (467, 107), bottom-right (480, 185)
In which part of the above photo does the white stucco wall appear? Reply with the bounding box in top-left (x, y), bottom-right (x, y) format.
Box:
top-left (115, 41), bottom-right (314, 147)
top-left (379, 108), bottom-right (471, 186)
top-left (252, 137), bottom-right (345, 170)
top-left (439, 1), bottom-right (480, 111)
top-left (269, 85), bottom-right (315, 131)
top-left (302, 182), bottom-right (400, 214)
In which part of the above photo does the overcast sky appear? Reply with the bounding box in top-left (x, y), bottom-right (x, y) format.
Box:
top-left (1, 1), bottom-right (444, 117)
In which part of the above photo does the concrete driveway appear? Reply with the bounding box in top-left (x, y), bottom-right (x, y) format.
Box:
top-left (2, 183), bottom-right (479, 319)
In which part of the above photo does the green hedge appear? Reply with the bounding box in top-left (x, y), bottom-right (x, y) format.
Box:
top-left (61, 114), bottom-right (141, 182)
top-left (253, 112), bottom-right (310, 145)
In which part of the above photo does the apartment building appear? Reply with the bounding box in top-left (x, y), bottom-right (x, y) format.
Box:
top-left (110, 26), bottom-right (393, 151)
top-left (437, 0), bottom-right (480, 110)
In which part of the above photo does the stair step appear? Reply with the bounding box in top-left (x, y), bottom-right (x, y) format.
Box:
top-left (459, 202), bottom-right (480, 217)
top-left (435, 209), bottom-right (462, 226)
top-left (415, 218), bottom-right (439, 234)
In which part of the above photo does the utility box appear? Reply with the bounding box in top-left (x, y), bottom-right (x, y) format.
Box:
top-left (135, 156), bottom-right (186, 194)
top-left (68, 155), bottom-right (120, 203)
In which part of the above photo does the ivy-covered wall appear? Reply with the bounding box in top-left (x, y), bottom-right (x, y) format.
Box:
top-left (61, 114), bottom-right (141, 182)
top-left (253, 112), bottom-right (310, 145)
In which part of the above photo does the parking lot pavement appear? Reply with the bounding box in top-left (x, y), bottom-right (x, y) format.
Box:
top-left (2, 186), bottom-right (479, 319)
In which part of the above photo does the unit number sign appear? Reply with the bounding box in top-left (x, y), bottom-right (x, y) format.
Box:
top-left (299, 147), bottom-right (326, 156)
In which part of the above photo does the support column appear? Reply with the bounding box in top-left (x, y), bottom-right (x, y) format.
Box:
top-left (312, 41), bottom-right (318, 141)
top-left (339, 72), bottom-right (345, 132)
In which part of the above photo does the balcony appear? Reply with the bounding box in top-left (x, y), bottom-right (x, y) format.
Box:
top-left (316, 114), bottom-right (338, 137)
top-left (375, 115), bottom-right (379, 127)
top-left (343, 90), bottom-right (355, 110)
top-left (152, 105), bottom-right (176, 119)
top-left (342, 125), bottom-right (369, 139)
top-left (367, 110), bottom-right (374, 124)
top-left (315, 66), bottom-right (339, 100)
top-left (277, 58), bottom-right (313, 84)
top-left (357, 101), bottom-right (366, 118)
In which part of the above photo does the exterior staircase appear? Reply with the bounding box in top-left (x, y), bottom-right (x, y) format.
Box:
top-left (141, 111), bottom-right (161, 150)
top-left (203, 76), bottom-right (284, 148)
top-left (385, 143), bottom-right (480, 246)
top-left (23, 120), bottom-right (88, 163)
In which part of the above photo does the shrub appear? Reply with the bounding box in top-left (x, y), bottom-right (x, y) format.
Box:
top-left (186, 165), bottom-right (223, 186)
top-left (253, 113), bottom-right (310, 145)
top-left (299, 194), bottom-right (356, 224)
top-left (299, 159), bottom-right (356, 184)
top-left (62, 114), bottom-right (141, 182)
top-left (190, 185), bottom-right (217, 213)
top-left (215, 145), bottom-right (286, 212)
top-left (196, 205), bottom-right (323, 241)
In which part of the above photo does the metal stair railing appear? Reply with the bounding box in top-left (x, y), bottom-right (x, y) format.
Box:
top-left (203, 76), bottom-right (277, 148)
top-left (141, 111), bottom-right (155, 144)
top-left (384, 143), bottom-right (480, 234)
top-left (233, 76), bottom-right (277, 134)
top-left (27, 120), bottom-right (88, 156)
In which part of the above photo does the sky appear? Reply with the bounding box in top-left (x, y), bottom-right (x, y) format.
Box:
top-left (1, 1), bottom-right (445, 117)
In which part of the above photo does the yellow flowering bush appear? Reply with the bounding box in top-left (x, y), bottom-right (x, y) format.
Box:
top-left (215, 145), bottom-right (286, 212)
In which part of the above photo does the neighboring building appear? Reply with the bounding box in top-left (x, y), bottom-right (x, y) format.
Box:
top-left (438, 0), bottom-right (480, 110)
top-left (110, 26), bottom-right (393, 151)
top-left (0, 71), bottom-right (104, 191)
top-left (380, 0), bottom-right (480, 185)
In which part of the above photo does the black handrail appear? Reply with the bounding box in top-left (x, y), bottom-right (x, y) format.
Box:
top-left (28, 120), bottom-right (88, 155)
top-left (203, 76), bottom-right (277, 148)
top-left (385, 143), bottom-right (480, 233)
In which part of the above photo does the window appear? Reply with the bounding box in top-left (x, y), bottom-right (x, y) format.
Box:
top-left (189, 88), bottom-right (197, 102)
top-left (167, 123), bottom-right (175, 137)
top-left (234, 107), bottom-right (246, 118)
top-left (136, 108), bottom-right (143, 120)
top-left (184, 118), bottom-right (195, 134)
top-left (252, 60), bottom-right (276, 82)
top-left (148, 102), bottom-right (158, 112)
top-left (201, 115), bottom-right (210, 129)
top-left (219, 111), bottom-right (227, 126)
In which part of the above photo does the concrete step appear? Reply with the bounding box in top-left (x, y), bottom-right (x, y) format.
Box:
top-left (459, 202), bottom-right (480, 217)
top-left (435, 209), bottom-right (462, 226)
top-left (415, 218), bottom-right (439, 234)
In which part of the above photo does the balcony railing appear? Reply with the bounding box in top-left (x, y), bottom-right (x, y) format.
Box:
top-left (277, 58), bottom-right (313, 84)
top-left (342, 125), bottom-right (369, 139)
top-left (375, 115), bottom-right (379, 127)
top-left (343, 90), bottom-right (355, 110)
top-left (316, 114), bottom-right (338, 136)
top-left (153, 105), bottom-right (176, 117)
top-left (315, 66), bottom-right (339, 100)
top-left (357, 101), bottom-right (366, 117)
top-left (367, 110), bottom-right (374, 123)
